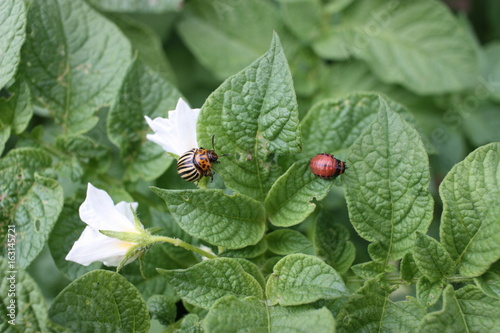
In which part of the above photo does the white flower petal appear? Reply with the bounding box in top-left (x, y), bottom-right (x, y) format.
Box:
top-left (115, 201), bottom-right (139, 224)
top-left (145, 98), bottom-right (200, 157)
top-left (79, 183), bottom-right (137, 233)
top-left (65, 226), bottom-right (136, 267)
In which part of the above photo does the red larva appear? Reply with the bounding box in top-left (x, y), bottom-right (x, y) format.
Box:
top-left (309, 153), bottom-right (346, 179)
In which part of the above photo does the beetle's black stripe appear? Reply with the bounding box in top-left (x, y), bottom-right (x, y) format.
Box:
top-left (177, 149), bottom-right (202, 182)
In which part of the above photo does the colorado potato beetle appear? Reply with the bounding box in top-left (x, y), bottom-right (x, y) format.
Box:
top-left (177, 135), bottom-right (227, 182)
top-left (309, 153), bottom-right (346, 179)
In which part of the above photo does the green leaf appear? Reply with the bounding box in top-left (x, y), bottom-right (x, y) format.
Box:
top-left (0, 148), bottom-right (63, 268)
top-left (480, 42), bottom-right (500, 103)
top-left (21, 0), bottom-right (132, 135)
top-left (277, 0), bottom-right (322, 42)
top-left (177, 0), bottom-right (282, 80)
top-left (203, 296), bottom-right (336, 333)
top-left (151, 188), bottom-right (266, 249)
top-left (55, 135), bottom-right (111, 181)
top-left (344, 97), bottom-right (433, 262)
top-left (49, 270), bottom-right (150, 332)
top-left (400, 252), bottom-right (421, 282)
top-left (338, 280), bottom-right (426, 333)
top-left (108, 58), bottom-right (181, 181)
top-left (198, 33), bottom-right (302, 201)
top-left (266, 253), bottom-right (349, 306)
top-left (157, 258), bottom-right (264, 309)
top-left (87, 0), bottom-right (182, 13)
top-left (0, 80), bottom-right (32, 155)
top-left (0, 257), bottom-right (53, 332)
top-left (313, 214), bottom-right (355, 274)
top-left (301, 93), bottom-right (406, 157)
top-left (416, 277), bottom-right (445, 307)
top-left (413, 232), bottom-right (455, 282)
top-left (418, 285), bottom-right (500, 332)
top-left (440, 142), bottom-right (500, 276)
top-left (147, 295), bottom-right (177, 326)
top-left (313, 0), bottom-right (479, 94)
top-left (233, 258), bottom-right (266, 291)
top-left (266, 229), bottom-right (314, 256)
top-left (475, 261), bottom-right (500, 299)
top-left (0, 0), bottom-right (26, 89)
top-left (265, 160), bottom-right (335, 227)
top-left (110, 15), bottom-right (177, 82)
top-left (220, 239), bottom-right (268, 259)
top-left (351, 261), bottom-right (390, 280)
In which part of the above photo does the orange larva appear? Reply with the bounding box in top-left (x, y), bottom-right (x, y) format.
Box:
top-left (309, 153), bottom-right (346, 179)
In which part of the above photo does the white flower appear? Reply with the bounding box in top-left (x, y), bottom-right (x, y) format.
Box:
top-left (144, 98), bottom-right (200, 157)
top-left (65, 183), bottom-right (143, 267)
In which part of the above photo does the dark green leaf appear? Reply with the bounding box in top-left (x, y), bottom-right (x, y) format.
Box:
top-left (107, 58), bottom-right (181, 181)
top-left (197, 32), bottom-right (301, 201)
top-left (157, 258), bottom-right (263, 309)
top-left (0, 148), bottom-right (63, 268)
top-left (266, 253), bottom-right (349, 306)
top-left (265, 160), bottom-right (335, 227)
top-left (440, 143), bottom-right (500, 276)
top-left (344, 97), bottom-right (433, 262)
top-left (0, 0), bottom-right (26, 89)
top-left (151, 188), bottom-right (266, 249)
top-left (203, 296), bottom-right (336, 333)
top-left (266, 229), bottom-right (313, 256)
top-left (49, 270), bottom-right (150, 332)
top-left (21, 0), bottom-right (132, 135)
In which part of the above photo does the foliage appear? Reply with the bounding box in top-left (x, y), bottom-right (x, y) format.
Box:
top-left (1, 0), bottom-right (500, 332)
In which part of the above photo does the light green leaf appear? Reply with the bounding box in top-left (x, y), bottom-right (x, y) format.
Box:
top-left (87, 0), bottom-right (182, 13)
top-left (151, 188), bottom-right (266, 249)
top-left (110, 15), bottom-right (177, 84)
top-left (475, 261), bottom-right (500, 299)
top-left (0, 148), bottom-right (63, 268)
top-left (265, 160), bottom-right (334, 227)
top-left (413, 232), bottom-right (455, 282)
top-left (480, 42), bottom-right (500, 103)
top-left (400, 252), bottom-right (421, 282)
top-left (418, 285), bottom-right (500, 332)
top-left (21, 0), bottom-right (132, 135)
top-left (277, 0), bottom-right (322, 42)
top-left (314, 215), bottom-right (355, 274)
top-left (220, 239), bottom-right (268, 259)
top-left (0, 0), bottom-right (26, 89)
top-left (313, 0), bottom-right (479, 94)
top-left (416, 277), bottom-right (445, 307)
top-left (108, 58), bottom-right (181, 181)
top-left (203, 296), bottom-right (336, 333)
top-left (49, 270), bottom-right (150, 332)
top-left (177, 0), bottom-right (282, 80)
top-left (0, 80), bottom-right (32, 155)
top-left (440, 143), bottom-right (500, 276)
top-left (233, 258), bottom-right (266, 291)
top-left (266, 229), bottom-right (314, 256)
top-left (0, 257), bottom-right (53, 332)
top-left (338, 280), bottom-right (426, 333)
top-left (54, 135), bottom-right (111, 181)
top-left (157, 258), bottom-right (264, 309)
top-left (301, 93), bottom-right (407, 157)
top-left (266, 253), bottom-right (349, 306)
top-left (351, 261), bottom-right (390, 280)
top-left (147, 295), bottom-right (177, 326)
top-left (344, 97), bottom-right (433, 262)
top-left (198, 33), bottom-right (302, 201)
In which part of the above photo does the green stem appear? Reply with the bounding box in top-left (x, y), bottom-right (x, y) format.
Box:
top-left (149, 235), bottom-right (218, 259)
